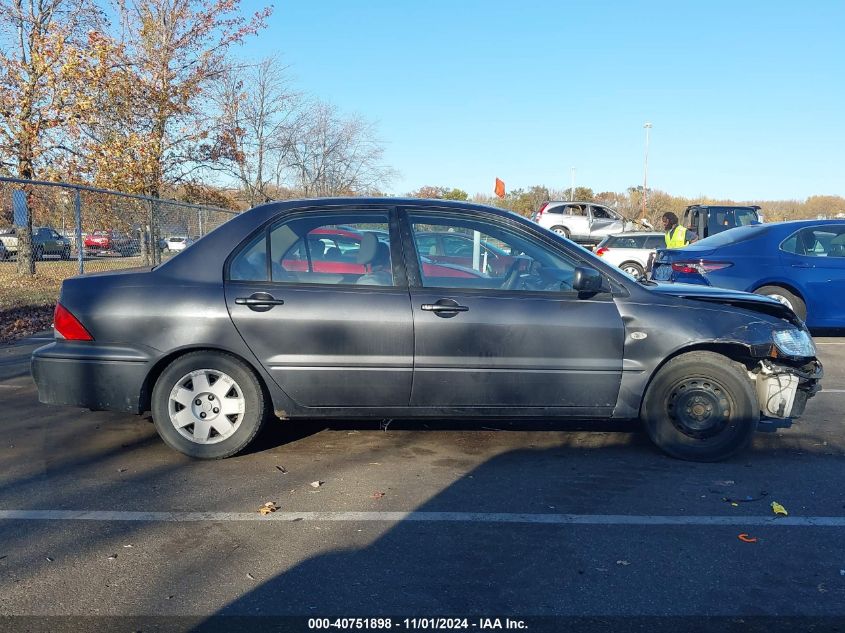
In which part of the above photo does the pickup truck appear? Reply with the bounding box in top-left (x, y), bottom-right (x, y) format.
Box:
top-left (683, 204), bottom-right (762, 239)
top-left (532, 201), bottom-right (647, 246)
top-left (0, 226), bottom-right (72, 260)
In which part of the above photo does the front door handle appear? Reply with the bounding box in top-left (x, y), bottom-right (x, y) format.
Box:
top-left (235, 292), bottom-right (285, 312)
top-left (791, 263), bottom-right (813, 269)
top-left (421, 299), bottom-right (469, 317)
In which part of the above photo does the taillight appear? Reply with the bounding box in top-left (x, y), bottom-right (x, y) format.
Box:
top-left (595, 247), bottom-right (608, 257)
top-left (536, 202), bottom-right (549, 219)
top-left (671, 261), bottom-right (733, 275)
top-left (54, 303), bottom-right (93, 341)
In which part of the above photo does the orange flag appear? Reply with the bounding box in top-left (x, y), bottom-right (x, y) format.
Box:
top-left (494, 178), bottom-right (505, 198)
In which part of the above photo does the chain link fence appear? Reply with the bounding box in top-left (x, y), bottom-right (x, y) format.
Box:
top-left (0, 177), bottom-right (239, 312)
top-left (0, 178), bottom-right (237, 276)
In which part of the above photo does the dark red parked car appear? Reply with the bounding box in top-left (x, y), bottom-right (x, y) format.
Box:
top-left (84, 230), bottom-right (134, 256)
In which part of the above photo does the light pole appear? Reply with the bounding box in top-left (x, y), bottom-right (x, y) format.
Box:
top-left (570, 167), bottom-right (576, 201)
top-left (642, 122), bottom-right (652, 219)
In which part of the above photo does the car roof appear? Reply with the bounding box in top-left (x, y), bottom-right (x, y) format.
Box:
top-left (606, 231), bottom-right (663, 237)
top-left (546, 200), bottom-right (609, 206)
top-left (685, 204), bottom-right (761, 210)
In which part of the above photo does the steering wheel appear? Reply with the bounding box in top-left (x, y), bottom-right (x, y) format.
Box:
top-left (500, 258), bottom-right (526, 290)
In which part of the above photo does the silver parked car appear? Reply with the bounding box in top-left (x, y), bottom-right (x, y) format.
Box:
top-left (532, 201), bottom-right (640, 246)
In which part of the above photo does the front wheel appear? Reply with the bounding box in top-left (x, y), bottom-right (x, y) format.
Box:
top-left (641, 351), bottom-right (758, 462)
top-left (151, 351), bottom-right (269, 459)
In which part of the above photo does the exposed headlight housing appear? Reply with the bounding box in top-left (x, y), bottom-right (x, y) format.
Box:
top-left (772, 329), bottom-right (816, 358)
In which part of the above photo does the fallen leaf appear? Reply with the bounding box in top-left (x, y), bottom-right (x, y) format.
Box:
top-left (275, 466), bottom-right (287, 474)
top-left (45, 557), bottom-right (54, 562)
top-left (371, 491), bottom-right (385, 499)
top-left (616, 560), bottom-right (631, 566)
top-left (246, 572), bottom-right (255, 580)
top-left (107, 554), bottom-right (117, 560)
top-left (737, 533), bottom-right (758, 543)
top-left (258, 501), bottom-right (278, 515)
top-left (123, 544), bottom-right (133, 548)
top-left (310, 481), bottom-right (323, 488)
top-left (771, 501), bottom-right (789, 517)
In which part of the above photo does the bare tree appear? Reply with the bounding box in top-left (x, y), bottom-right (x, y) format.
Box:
top-left (211, 57), bottom-right (299, 207)
top-left (280, 100), bottom-right (395, 197)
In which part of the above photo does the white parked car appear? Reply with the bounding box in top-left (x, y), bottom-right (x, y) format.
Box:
top-left (165, 236), bottom-right (194, 252)
top-left (595, 231), bottom-right (665, 278)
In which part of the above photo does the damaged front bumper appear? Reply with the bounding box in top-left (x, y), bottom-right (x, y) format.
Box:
top-left (753, 359), bottom-right (823, 429)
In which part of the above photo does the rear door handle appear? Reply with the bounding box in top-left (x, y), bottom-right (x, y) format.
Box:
top-left (421, 304), bottom-right (469, 312)
top-left (235, 292), bottom-right (285, 311)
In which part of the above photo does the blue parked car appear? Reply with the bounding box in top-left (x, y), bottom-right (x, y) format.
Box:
top-left (651, 219), bottom-right (845, 327)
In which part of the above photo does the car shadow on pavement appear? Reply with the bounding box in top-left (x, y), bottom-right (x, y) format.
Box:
top-left (180, 440), bottom-right (845, 633)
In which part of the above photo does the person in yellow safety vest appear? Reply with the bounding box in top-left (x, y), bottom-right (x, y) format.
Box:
top-left (662, 212), bottom-right (698, 248)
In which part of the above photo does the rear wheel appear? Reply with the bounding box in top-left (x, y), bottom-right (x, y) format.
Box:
top-left (641, 351), bottom-right (758, 462)
top-left (551, 226), bottom-right (571, 239)
top-left (152, 351), bottom-right (269, 459)
top-left (754, 285), bottom-right (806, 320)
top-left (620, 261), bottom-right (644, 277)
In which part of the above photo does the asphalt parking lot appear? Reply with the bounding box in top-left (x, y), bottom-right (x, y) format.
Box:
top-left (1, 335), bottom-right (845, 632)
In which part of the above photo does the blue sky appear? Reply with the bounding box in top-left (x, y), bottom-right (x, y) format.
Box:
top-left (238, 0), bottom-right (844, 200)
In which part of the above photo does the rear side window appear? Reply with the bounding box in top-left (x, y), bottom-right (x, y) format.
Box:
top-left (605, 235), bottom-right (649, 248)
top-left (229, 212), bottom-right (393, 286)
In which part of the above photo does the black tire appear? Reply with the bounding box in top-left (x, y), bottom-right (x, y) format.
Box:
top-left (641, 351), bottom-right (759, 462)
top-left (151, 351), bottom-right (269, 459)
top-left (33, 245), bottom-right (44, 261)
top-left (754, 285), bottom-right (806, 321)
top-left (551, 226), bottom-right (571, 239)
top-left (61, 247), bottom-right (71, 260)
top-left (620, 261), bottom-right (644, 277)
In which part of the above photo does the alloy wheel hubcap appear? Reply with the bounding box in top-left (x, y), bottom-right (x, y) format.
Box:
top-left (168, 369), bottom-right (245, 444)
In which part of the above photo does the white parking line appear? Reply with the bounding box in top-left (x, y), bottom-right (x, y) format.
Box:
top-left (818, 390), bottom-right (845, 393)
top-left (2, 509), bottom-right (845, 527)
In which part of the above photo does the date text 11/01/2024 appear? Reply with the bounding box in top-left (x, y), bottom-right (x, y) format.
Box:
top-left (308, 618), bottom-right (528, 630)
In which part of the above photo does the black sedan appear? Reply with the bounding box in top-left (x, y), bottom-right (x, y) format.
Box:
top-left (32, 199), bottom-right (823, 461)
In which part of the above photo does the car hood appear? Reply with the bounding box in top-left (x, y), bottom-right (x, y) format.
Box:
top-left (648, 282), bottom-right (802, 326)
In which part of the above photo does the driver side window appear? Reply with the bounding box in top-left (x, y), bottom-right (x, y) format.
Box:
top-left (408, 212), bottom-right (579, 293)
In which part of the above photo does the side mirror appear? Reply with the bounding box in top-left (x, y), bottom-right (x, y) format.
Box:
top-left (572, 266), bottom-right (606, 293)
